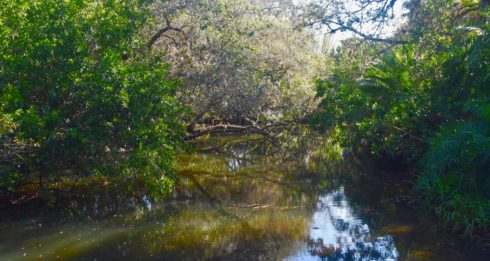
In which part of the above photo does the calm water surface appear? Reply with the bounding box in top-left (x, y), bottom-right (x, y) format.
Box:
top-left (0, 131), bottom-right (488, 260)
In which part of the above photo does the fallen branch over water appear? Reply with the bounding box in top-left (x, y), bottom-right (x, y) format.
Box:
top-left (184, 116), bottom-right (310, 142)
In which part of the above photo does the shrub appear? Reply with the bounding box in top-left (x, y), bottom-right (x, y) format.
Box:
top-left (0, 0), bottom-right (186, 197)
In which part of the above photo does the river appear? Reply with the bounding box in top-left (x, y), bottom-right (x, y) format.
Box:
top-left (0, 130), bottom-right (488, 260)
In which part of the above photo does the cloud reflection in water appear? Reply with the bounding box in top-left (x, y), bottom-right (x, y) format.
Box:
top-left (287, 187), bottom-right (399, 261)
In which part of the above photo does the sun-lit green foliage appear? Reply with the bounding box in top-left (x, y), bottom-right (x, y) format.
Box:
top-left (1, 0), bottom-right (489, 241)
top-left (312, 0), bottom-right (490, 236)
top-left (0, 0), bottom-right (187, 197)
top-left (151, 0), bottom-right (325, 123)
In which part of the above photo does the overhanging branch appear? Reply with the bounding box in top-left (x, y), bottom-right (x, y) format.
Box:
top-left (147, 15), bottom-right (183, 49)
top-left (324, 19), bottom-right (408, 45)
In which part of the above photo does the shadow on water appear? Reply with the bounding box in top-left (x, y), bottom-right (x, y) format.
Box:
top-left (0, 127), bottom-right (489, 260)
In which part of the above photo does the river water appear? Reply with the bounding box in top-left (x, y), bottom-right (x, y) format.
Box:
top-left (0, 131), bottom-right (488, 260)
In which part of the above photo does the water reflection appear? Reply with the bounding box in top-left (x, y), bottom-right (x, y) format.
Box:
top-left (288, 187), bottom-right (398, 260)
top-left (0, 130), bottom-right (488, 260)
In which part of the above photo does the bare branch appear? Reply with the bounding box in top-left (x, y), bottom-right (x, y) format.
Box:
top-left (304, 0), bottom-right (407, 45)
top-left (147, 15), bottom-right (183, 49)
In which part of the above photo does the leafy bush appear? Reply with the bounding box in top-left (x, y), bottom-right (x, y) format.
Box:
top-left (0, 0), bottom-right (186, 197)
top-left (312, 1), bottom-right (490, 236)
top-left (416, 123), bottom-right (490, 236)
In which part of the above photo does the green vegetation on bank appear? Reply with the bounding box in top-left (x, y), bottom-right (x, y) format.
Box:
top-left (312, 0), bottom-right (490, 236)
top-left (0, 0), bottom-right (187, 197)
top-left (0, 0), bottom-right (489, 240)
top-left (0, 0), bottom-right (325, 200)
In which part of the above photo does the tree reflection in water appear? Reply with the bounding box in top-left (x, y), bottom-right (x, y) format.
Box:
top-left (1, 130), bottom-right (487, 260)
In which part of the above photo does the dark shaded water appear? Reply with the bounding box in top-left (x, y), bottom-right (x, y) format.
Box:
top-left (0, 131), bottom-right (488, 260)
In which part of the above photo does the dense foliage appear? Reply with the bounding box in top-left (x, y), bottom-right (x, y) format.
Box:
top-left (312, 0), bottom-right (490, 236)
top-left (0, 0), bottom-right (186, 197)
top-left (0, 0), bottom-right (323, 202)
top-left (150, 0), bottom-right (325, 123)
top-left (1, 0), bottom-right (489, 242)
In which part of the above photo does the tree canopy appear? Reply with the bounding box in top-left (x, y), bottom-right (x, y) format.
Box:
top-left (0, 0), bottom-right (489, 240)
top-left (0, 0), bottom-right (186, 197)
top-left (150, 0), bottom-right (325, 124)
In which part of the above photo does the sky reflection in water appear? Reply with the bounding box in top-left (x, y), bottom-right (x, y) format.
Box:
top-left (287, 187), bottom-right (398, 260)
top-left (1, 132), bottom-right (488, 260)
